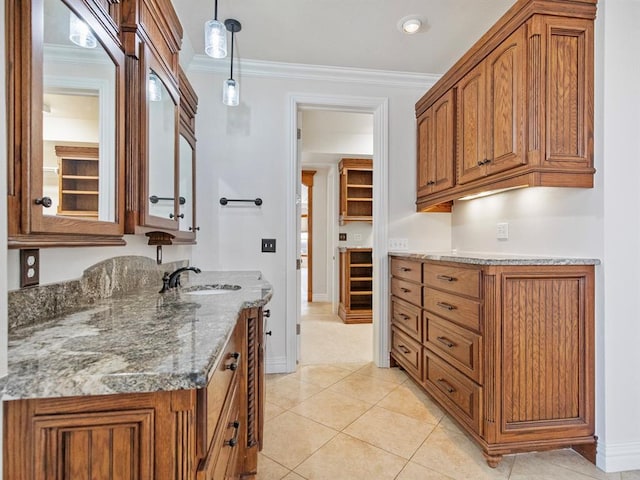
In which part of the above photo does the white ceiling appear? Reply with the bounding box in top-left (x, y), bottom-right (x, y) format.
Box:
top-left (172, 0), bottom-right (516, 74)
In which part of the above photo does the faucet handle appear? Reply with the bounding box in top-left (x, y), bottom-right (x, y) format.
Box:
top-left (159, 272), bottom-right (171, 293)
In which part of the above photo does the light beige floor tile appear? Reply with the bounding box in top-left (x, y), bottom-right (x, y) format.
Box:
top-left (266, 376), bottom-right (324, 409)
top-left (396, 461), bottom-right (456, 479)
top-left (290, 389), bottom-right (372, 430)
top-left (294, 433), bottom-right (407, 480)
top-left (524, 449), bottom-right (621, 479)
top-left (329, 372), bottom-right (400, 404)
top-left (436, 412), bottom-right (466, 434)
top-left (510, 452), bottom-right (616, 480)
top-left (266, 372), bottom-right (297, 386)
top-left (354, 363), bottom-right (409, 384)
top-left (332, 361), bottom-right (370, 371)
top-left (264, 401), bottom-right (286, 422)
top-left (344, 406), bottom-right (436, 459)
top-left (256, 453), bottom-right (291, 480)
top-left (282, 473), bottom-right (307, 480)
top-left (411, 426), bottom-right (514, 480)
top-left (292, 364), bottom-right (353, 388)
top-left (622, 472), bottom-right (640, 480)
top-left (377, 382), bottom-right (445, 424)
top-left (261, 411), bottom-right (337, 469)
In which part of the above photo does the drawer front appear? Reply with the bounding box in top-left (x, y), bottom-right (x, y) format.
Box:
top-left (391, 277), bottom-right (422, 307)
top-left (425, 314), bottom-right (482, 383)
top-left (424, 263), bottom-right (481, 298)
top-left (390, 258), bottom-right (422, 283)
top-left (391, 326), bottom-right (422, 380)
top-left (198, 382), bottom-right (241, 480)
top-left (202, 326), bottom-right (241, 449)
top-left (391, 298), bottom-right (421, 340)
top-left (424, 351), bottom-right (482, 435)
top-left (424, 287), bottom-right (480, 332)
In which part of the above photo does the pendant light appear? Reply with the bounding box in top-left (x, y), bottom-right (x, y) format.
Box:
top-left (69, 11), bottom-right (97, 49)
top-left (223, 19), bottom-right (241, 107)
top-left (148, 72), bottom-right (162, 102)
top-left (204, 0), bottom-right (227, 58)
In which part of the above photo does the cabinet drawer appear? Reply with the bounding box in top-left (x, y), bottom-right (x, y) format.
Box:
top-left (391, 326), bottom-right (422, 380)
top-left (200, 325), bottom-right (241, 451)
top-left (391, 298), bottom-right (421, 340)
top-left (424, 287), bottom-right (480, 332)
top-left (390, 258), bottom-right (422, 283)
top-left (424, 263), bottom-right (481, 298)
top-left (425, 314), bottom-right (482, 383)
top-left (424, 351), bottom-right (482, 435)
top-left (197, 382), bottom-right (241, 480)
top-left (391, 277), bottom-right (422, 306)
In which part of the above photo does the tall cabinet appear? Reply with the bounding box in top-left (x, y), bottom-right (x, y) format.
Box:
top-left (339, 248), bottom-right (373, 324)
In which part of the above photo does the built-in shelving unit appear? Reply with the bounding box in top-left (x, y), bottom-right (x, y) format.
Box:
top-left (339, 248), bottom-right (373, 323)
top-left (339, 158), bottom-right (373, 224)
top-left (55, 146), bottom-right (100, 218)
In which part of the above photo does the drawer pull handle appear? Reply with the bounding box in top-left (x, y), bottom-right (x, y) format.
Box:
top-left (399, 313), bottom-right (410, 320)
top-left (400, 287), bottom-right (411, 293)
top-left (436, 274), bottom-right (456, 282)
top-left (225, 420), bottom-right (240, 447)
top-left (400, 267), bottom-right (411, 272)
top-left (398, 344), bottom-right (411, 354)
top-left (436, 302), bottom-right (456, 311)
top-left (437, 378), bottom-right (456, 394)
top-left (226, 352), bottom-right (241, 371)
top-left (436, 336), bottom-right (456, 348)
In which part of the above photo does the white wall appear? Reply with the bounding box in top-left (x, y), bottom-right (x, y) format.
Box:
top-left (187, 61), bottom-right (451, 372)
top-left (450, 0), bottom-right (640, 471)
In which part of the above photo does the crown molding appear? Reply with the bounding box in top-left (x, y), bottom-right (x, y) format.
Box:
top-left (188, 55), bottom-right (441, 90)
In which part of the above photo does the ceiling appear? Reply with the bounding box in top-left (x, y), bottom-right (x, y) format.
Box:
top-left (172, 0), bottom-right (516, 74)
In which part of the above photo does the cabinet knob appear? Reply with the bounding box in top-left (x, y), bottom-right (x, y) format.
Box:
top-left (34, 197), bottom-right (52, 208)
top-left (265, 330), bottom-right (272, 336)
top-left (188, 226), bottom-right (200, 231)
top-left (169, 213), bottom-right (184, 220)
top-left (264, 309), bottom-right (271, 318)
top-left (427, 180), bottom-right (436, 186)
top-left (224, 420), bottom-right (240, 448)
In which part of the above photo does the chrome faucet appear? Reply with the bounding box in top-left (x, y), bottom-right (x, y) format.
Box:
top-left (160, 266), bottom-right (202, 293)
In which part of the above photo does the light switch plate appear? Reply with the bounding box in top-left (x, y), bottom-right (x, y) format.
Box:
top-left (261, 238), bottom-right (276, 252)
top-left (389, 238), bottom-right (409, 250)
top-left (20, 249), bottom-right (40, 287)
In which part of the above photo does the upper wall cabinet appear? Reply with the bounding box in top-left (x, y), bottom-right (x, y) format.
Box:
top-left (121, 0), bottom-right (188, 236)
top-left (415, 0), bottom-right (596, 212)
top-left (7, 0), bottom-right (126, 247)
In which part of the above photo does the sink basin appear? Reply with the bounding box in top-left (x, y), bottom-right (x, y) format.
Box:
top-left (182, 284), bottom-right (242, 295)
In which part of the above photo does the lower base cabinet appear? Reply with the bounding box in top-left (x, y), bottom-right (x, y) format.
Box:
top-left (390, 256), bottom-right (596, 467)
top-left (3, 307), bottom-right (265, 480)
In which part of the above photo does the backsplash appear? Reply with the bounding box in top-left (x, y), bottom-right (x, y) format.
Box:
top-left (8, 256), bottom-right (187, 331)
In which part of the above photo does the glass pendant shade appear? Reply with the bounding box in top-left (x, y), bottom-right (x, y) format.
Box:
top-left (148, 72), bottom-right (162, 102)
top-left (69, 12), bottom-right (97, 48)
top-left (223, 78), bottom-right (239, 106)
top-left (204, 19), bottom-right (228, 58)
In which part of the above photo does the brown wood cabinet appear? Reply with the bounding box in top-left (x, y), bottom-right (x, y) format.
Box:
top-left (390, 255), bottom-right (595, 466)
top-left (55, 147), bottom-right (100, 218)
top-left (415, 0), bottom-right (596, 212)
top-left (339, 158), bottom-right (373, 224)
top-left (339, 248), bottom-right (373, 324)
top-left (3, 307), bottom-right (266, 480)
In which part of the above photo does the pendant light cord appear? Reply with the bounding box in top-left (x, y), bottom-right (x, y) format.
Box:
top-left (229, 30), bottom-right (234, 80)
top-left (214, 0), bottom-right (218, 20)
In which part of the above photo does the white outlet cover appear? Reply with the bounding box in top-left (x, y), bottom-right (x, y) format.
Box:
top-left (497, 223), bottom-right (509, 240)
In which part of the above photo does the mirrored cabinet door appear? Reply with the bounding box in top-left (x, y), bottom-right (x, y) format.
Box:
top-left (178, 135), bottom-right (195, 235)
top-left (7, 0), bottom-right (125, 245)
top-left (140, 49), bottom-right (180, 230)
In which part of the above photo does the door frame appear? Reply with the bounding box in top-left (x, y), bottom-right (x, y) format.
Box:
top-left (285, 93), bottom-right (389, 372)
top-left (301, 170), bottom-right (316, 302)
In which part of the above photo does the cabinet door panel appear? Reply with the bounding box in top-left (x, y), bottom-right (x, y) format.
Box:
top-left (457, 64), bottom-right (486, 184)
top-left (486, 27), bottom-right (527, 175)
top-left (416, 110), bottom-right (434, 198)
top-left (432, 90), bottom-right (456, 193)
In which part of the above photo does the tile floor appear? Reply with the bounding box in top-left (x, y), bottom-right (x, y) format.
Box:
top-left (258, 304), bottom-right (640, 480)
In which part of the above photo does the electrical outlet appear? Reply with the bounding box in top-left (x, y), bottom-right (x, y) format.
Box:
top-left (20, 249), bottom-right (40, 287)
top-left (261, 238), bottom-right (276, 252)
top-left (353, 233), bottom-right (362, 242)
top-left (496, 223), bottom-right (509, 240)
top-left (389, 238), bottom-right (409, 251)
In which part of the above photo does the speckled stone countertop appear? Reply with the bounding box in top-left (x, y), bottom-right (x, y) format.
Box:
top-left (3, 271), bottom-right (272, 400)
top-left (389, 251), bottom-right (600, 266)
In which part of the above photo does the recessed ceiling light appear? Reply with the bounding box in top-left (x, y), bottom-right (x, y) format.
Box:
top-left (402, 18), bottom-right (421, 34)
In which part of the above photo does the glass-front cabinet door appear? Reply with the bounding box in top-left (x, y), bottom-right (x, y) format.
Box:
top-left (7, 0), bottom-right (125, 245)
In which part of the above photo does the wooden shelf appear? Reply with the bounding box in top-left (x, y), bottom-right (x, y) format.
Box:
top-left (339, 158), bottom-right (373, 224)
top-left (56, 146), bottom-right (100, 218)
top-left (339, 248), bottom-right (373, 324)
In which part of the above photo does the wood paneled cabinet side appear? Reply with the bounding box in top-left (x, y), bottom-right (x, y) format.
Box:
top-left (417, 90), bottom-right (456, 198)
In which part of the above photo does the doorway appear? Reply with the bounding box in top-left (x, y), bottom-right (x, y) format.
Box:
top-left (301, 170), bottom-right (315, 303)
top-left (285, 94), bottom-right (390, 373)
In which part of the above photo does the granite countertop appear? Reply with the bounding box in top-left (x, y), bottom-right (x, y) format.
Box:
top-left (389, 251), bottom-right (600, 266)
top-left (2, 271), bottom-right (272, 400)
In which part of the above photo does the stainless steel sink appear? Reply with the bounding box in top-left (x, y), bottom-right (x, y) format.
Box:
top-left (182, 284), bottom-right (242, 295)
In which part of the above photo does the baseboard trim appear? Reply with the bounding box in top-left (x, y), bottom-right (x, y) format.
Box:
top-left (311, 294), bottom-right (329, 302)
top-left (597, 440), bottom-right (640, 472)
top-left (265, 356), bottom-right (290, 374)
